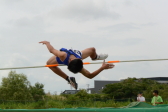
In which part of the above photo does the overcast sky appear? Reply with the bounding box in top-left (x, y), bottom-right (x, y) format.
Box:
top-left (0, 0), bottom-right (168, 94)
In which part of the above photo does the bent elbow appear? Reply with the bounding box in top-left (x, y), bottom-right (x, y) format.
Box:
top-left (88, 77), bottom-right (93, 79)
top-left (88, 77), bottom-right (92, 79)
top-left (87, 75), bottom-right (94, 79)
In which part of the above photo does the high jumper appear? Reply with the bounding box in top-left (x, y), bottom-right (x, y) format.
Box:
top-left (39, 41), bottom-right (115, 89)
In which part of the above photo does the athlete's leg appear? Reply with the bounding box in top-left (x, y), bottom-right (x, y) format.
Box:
top-left (47, 56), bottom-right (78, 89)
top-left (81, 47), bottom-right (97, 60)
top-left (47, 56), bottom-right (68, 79)
top-left (81, 47), bottom-right (108, 60)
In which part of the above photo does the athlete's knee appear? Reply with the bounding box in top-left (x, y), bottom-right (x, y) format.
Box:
top-left (46, 60), bottom-right (51, 65)
top-left (46, 60), bottom-right (55, 69)
top-left (90, 47), bottom-right (96, 52)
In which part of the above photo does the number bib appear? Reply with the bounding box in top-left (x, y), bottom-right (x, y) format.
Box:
top-left (69, 49), bottom-right (82, 58)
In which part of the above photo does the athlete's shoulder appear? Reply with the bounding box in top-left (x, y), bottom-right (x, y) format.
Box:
top-left (60, 48), bottom-right (68, 51)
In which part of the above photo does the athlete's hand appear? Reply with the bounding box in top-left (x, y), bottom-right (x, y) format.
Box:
top-left (39, 41), bottom-right (50, 45)
top-left (101, 60), bottom-right (115, 69)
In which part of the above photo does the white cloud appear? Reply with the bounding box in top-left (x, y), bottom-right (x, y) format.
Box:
top-left (48, 0), bottom-right (120, 21)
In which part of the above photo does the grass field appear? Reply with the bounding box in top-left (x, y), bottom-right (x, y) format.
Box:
top-left (0, 99), bottom-right (130, 109)
top-left (1, 94), bottom-right (168, 109)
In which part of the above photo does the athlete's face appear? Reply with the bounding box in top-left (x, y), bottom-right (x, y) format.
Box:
top-left (138, 94), bottom-right (142, 97)
top-left (153, 92), bottom-right (157, 96)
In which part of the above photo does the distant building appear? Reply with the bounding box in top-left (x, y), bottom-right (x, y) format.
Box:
top-left (88, 80), bottom-right (120, 94)
top-left (61, 90), bottom-right (79, 94)
top-left (88, 77), bottom-right (168, 94)
top-left (146, 77), bottom-right (168, 84)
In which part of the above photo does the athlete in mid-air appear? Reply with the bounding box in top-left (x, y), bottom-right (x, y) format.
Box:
top-left (39, 41), bottom-right (115, 89)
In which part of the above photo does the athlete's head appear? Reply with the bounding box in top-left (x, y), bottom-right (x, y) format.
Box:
top-left (68, 59), bottom-right (83, 74)
top-left (153, 90), bottom-right (159, 95)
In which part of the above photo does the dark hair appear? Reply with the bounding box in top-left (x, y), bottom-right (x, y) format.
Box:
top-left (153, 90), bottom-right (159, 94)
top-left (68, 59), bottom-right (83, 73)
top-left (138, 92), bottom-right (143, 94)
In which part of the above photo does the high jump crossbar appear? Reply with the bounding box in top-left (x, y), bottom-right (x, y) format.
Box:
top-left (0, 58), bottom-right (168, 70)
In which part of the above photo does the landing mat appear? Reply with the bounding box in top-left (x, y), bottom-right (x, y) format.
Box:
top-left (0, 102), bottom-right (168, 112)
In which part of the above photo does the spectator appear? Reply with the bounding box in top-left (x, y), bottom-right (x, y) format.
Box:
top-left (137, 92), bottom-right (145, 102)
top-left (151, 90), bottom-right (163, 106)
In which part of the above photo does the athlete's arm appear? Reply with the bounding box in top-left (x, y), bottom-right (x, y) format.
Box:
top-left (39, 41), bottom-right (66, 60)
top-left (155, 102), bottom-right (163, 104)
top-left (80, 60), bottom-right (114, 79)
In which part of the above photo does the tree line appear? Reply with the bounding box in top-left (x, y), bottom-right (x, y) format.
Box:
top-left (0, 71), bottom-right (45, 101)
top-left (1, 71), bottom-right (168, 102)
top-left (102, 78), bottom-right (168, 100)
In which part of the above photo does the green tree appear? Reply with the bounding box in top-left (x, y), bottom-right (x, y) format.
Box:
top-left (102, 78), bottom-right (162, 99)
top-left (0, 71), bottom-right (45, 101)
top-left (30, 82), bottom-right (45, 101)
top-left (0, 71), bottom-right (33, 100)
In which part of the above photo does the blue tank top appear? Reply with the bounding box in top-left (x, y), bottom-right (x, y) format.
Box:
top-left (56, 48), bottom-right (82, 65)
